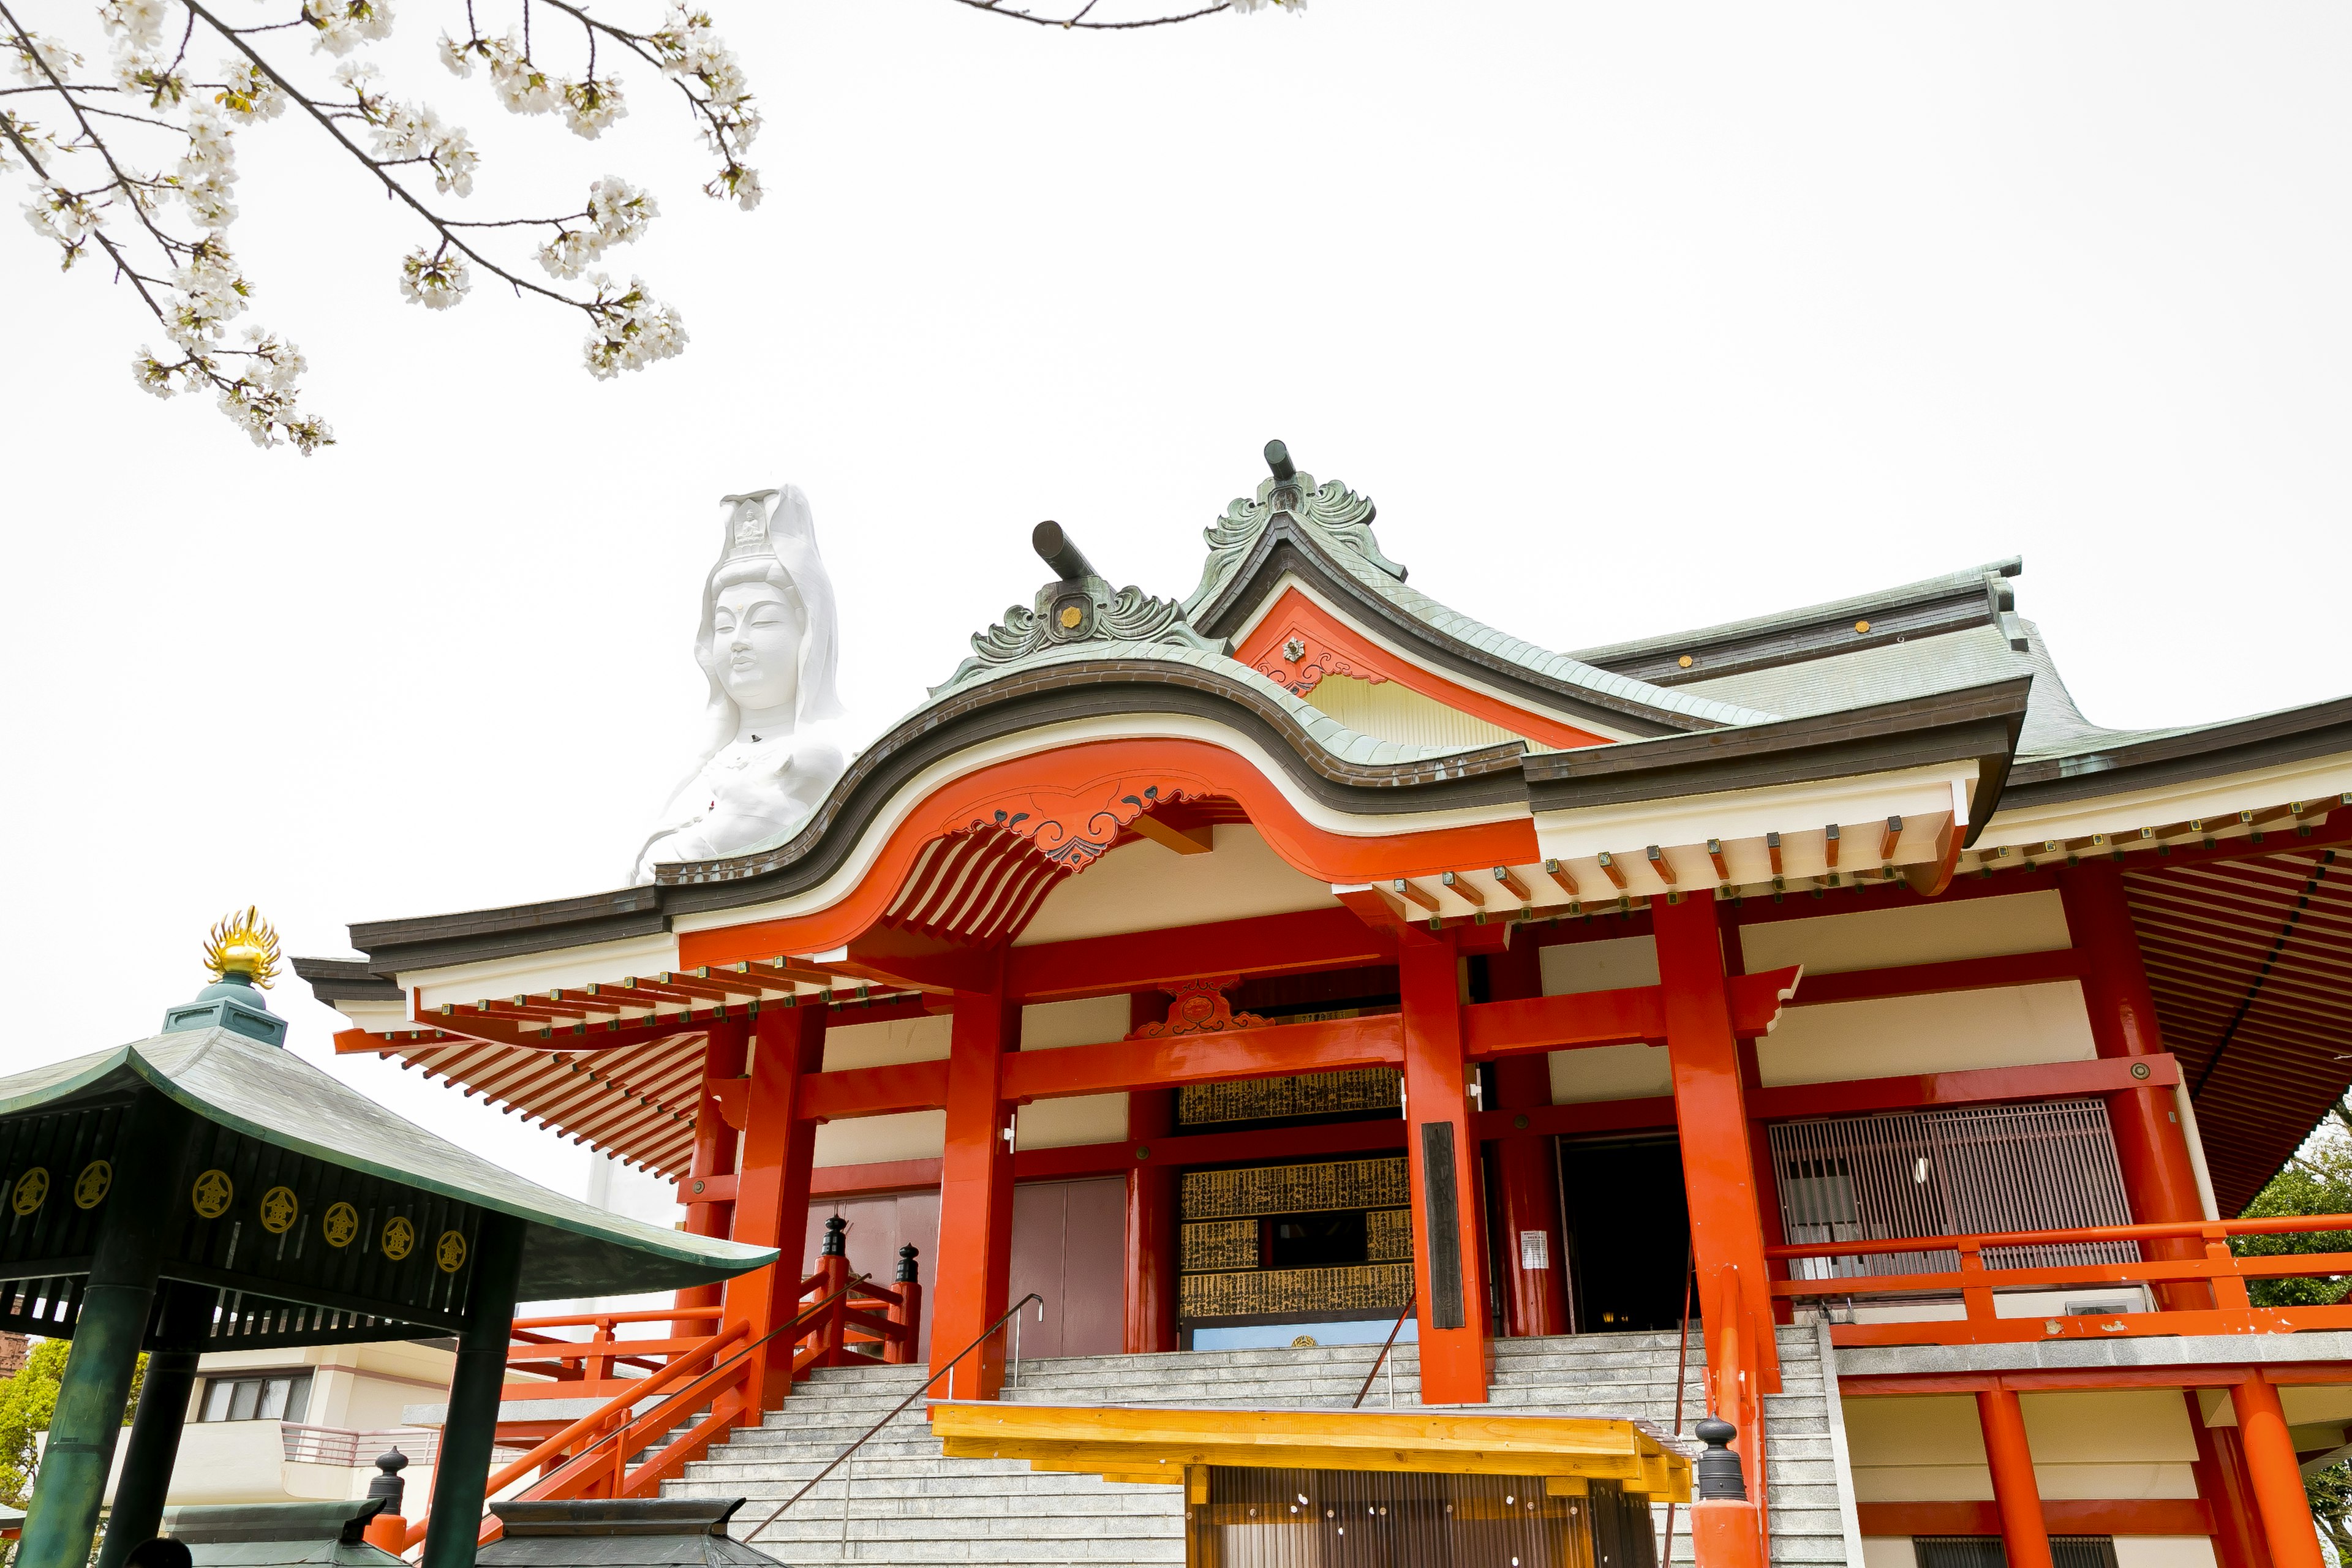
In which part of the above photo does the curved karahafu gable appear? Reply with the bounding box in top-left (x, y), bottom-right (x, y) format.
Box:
top-left (0, 1027), bottom-right (777, 1300)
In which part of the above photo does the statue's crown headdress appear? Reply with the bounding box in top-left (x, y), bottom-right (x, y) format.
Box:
top-left (202, 906), bottom-right (281, 989)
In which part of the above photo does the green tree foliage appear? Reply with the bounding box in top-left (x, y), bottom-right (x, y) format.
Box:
top-left (2309, 1460), bottom-right (2352, 1568)
top-left (0, 1340), bottom-right (145, 1510)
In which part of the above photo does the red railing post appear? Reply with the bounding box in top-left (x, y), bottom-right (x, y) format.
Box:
top-left (1958, 1238), bottom-right (1996, 1323)
top-left (815, 1215), bottom-right (853, 1368)
top-left (886, 1245), bottom-right (922, 1365)
top-left (2206, 1225), bottom-right (2254, 1310)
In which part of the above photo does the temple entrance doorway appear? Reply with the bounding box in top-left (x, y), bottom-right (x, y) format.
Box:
top-left (1008, 1176), bottom-right (1126, 1360)
top-left (1555, 1134), bottom-right (1692, 1334)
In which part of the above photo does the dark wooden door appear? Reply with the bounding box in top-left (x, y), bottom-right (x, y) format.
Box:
top-left (1006, 1177), bottom-right (1125, 1361)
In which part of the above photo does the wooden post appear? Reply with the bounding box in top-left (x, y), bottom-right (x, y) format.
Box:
top-left (724, 1003), bottom-right (828, 1409)
top-left (1485, 943), bottom-right (1567, 1338)
top-left (674, 1024), bottom-right (748, 1341)
top-left (16, 1092), bottom-right (193, 1568)
top-left (2060, 863), bottom-right (2212, 1306)
top-left (1398, 930), bottom-right (1490, 1404)
top-left (2233, 1374), bottom-right (2328, 1568)
top-left (1652, 891), bottom-right (1779, 1487)
top-left (815, 1214), bottom-right (853, 1366)
top-left (2188, 1390), bottom-right (2275, 1568)
top-left (1977, 1387), bottom-right (2054, 1568)
top-left (420, 1210), bottom-right (528, 1568)
top-left (930, 962), bottom-right (1019, 1400)
top-left (1124, 1082), bottom-right (1178, 1354)
top-left (94, 1348), bottom-right (198, 1568)
top-left (886, 1245), bottom-right (923, 1365)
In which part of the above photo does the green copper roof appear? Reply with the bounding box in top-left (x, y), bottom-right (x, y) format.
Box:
top-left (0, 1028), bottom-right (774, 1301)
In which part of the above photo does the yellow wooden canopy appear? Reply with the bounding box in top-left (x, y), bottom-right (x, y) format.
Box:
top-left (928, 1403), bottom-right (1691, 1502)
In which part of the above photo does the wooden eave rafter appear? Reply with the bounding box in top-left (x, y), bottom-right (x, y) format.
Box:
top-left (927, 1402), bottom-right (1691, 1499)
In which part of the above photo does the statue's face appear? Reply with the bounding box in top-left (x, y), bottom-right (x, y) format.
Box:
top-left (711, 581), bottom-right (803, 715)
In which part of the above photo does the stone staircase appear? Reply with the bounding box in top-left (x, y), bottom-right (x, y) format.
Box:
top-left (669, 1325), bottom-right (1854, 1567)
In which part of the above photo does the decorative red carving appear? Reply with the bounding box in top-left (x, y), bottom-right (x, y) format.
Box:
top-left (966, 780), bottom-right (1202, 872)
top-left (1126, 975), bottom-right (1269, 1039)
top-left (1251, 624), bottom-right (1391, 697)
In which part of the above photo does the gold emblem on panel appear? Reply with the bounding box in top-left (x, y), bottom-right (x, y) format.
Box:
top-left (322, 1202), bottom-right (359, 1248)
top-left (11, 1169), bottom-right (48, 1215)
top-left (381, 1215), bottom-right (415, 1261)
top-left (191, 1169), bottom-right (234, 1219)
top-left (258, 1185), bottom-right (300, 1234)
top-left (435, 1231), bottom-right (467, 1274)
top-left (74, 1161), bottom-right (111, 1208)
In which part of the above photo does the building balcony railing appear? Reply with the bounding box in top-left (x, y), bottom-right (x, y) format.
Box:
top-left (279, 1423), bottom-right (443, 1468)
top-left (1768, 1212), bottom-right (2352, 1346)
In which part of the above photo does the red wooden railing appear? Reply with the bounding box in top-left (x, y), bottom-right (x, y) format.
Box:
top-left (397, 1254), bottom-right (922, 1553)
top-left (1768, 1212), bottom-right (2352, 1347)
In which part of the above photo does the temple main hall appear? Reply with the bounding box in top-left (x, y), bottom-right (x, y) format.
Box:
top-left (298, 442), bottom-right (2352, 1568)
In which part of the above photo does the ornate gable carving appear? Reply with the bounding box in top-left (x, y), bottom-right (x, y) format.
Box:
top-left (1187, 440), bottom-right (1403, 616)
top-left (934, 532), bottom-right (1225, 695)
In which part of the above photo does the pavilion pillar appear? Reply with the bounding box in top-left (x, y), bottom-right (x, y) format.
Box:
top-left (930, 964), bottom-right (1019, 1400)
top-left (1977, 1387), bottom-right (2055, 1568)
top-left (2188, 1390), bottom-right (2275, 1568)
top-left (2233, 1374), bottom-right (2328, 1568)
top-left (1398, 930), bottom-right (1489, 1404)
top-left (17, 1091), bottom-right (194, 1568)
top-left (1652, 891), bottom-right (1779, 1495)
top-left (1485, 944), bottom-right (1567, 1339)
top-left (724, 1004), bottom-right (827, 1409)
top-left (1125, 1071), bottom-right (1178, 1354)
top-left (95, 1284), bottom-right (209, 1568)
top-left (674, 1024), bottom-right (748, 1342)
top-left (420, 1210), bottom-right (527, 1568)
top-left (2059, 864), bottom-right (2210, 1307)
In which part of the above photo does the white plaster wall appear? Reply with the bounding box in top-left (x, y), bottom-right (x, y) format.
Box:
top-left (1016, 1093), bottom-right (1129, 1149)
top-left (1540, 935), bottom-right (1668, 1104)
top-left (1741, 891), bottom-right (2072, 976)
top-left (823, 1012), bottom-right (951, 1070)
top-left (1016, 825), bottom-right (1337, 946)
top-left (2116, 1540), bottom-right (2221, 1568)
top-left (1303, 674), bottom-right (1532, 753)
top-left (815, 1108), bottom-right (945, 1166)
top-left (1843, 1391), bottom-right (2199, 1503)
top-left (1861, 1540), bottom-right (1920, 1568)
top-left (1758, 982), bottom-right (2097, 1086)
top-left (1022, 994), bottom-right (1130, 1049)
top-left (1549, 1042), bottom-right (1673, 1104)
top-left (2197, 1384), bottom-right (2352, 1427)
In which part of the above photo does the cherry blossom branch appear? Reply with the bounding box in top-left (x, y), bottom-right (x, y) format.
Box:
top-left (944, 0), bottom-right (1233, 27)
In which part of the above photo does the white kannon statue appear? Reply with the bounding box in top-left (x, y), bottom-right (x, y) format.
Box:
top-left (629, 485), bottom-right (854, 884)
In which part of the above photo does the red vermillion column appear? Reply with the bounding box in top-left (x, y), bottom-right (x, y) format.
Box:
top-left (1978, 1387), bottom-right (2055, 1568)
top-left (674, 1024), bottom-right (748, 1342)
top-left (2233, 1374), bottom-right (2328, 1568)
top-left (1653, 892), bottom-right (1780, 1458)
top-left (1125, 1076), bottom-right (1178, 1354)
top-left (723, 1001), bottom-right (827, 1410)
top-left (1485, 943), bottom-right (1568, 1338)
top-left (2060, 863), bottom-right (2211, 1306)
top-left (2188, 1390), bottom-right (2275, 1568)
top-left (1398, 929), bottom-right (1490, 1403)
top-left (929, 964), bottom-right (1020, 1400)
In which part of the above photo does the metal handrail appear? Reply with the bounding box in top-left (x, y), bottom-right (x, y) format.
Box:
top-left (747, 1290), bottom-right (1046, 1541)
top-left (1351, 1295), bottom-right (1416, 1409)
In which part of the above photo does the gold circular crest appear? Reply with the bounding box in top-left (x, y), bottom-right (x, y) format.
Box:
top-left (12, 1168), bottom-right (48, 1215)
top-left (321, 1201), bottom-right (359, 1248)
top-left (74, 1161), bottom-right (112, 1209)
top-left (435, 1231), bottom-right (468, 1274)
top-left (258, 1185), bottom-right (300, 1235)
top-left (191, 1169), bottom-right (234, 1219)
top-left (381, 1215), bottom-right (415, 1261)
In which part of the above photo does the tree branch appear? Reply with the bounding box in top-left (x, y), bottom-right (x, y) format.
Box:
top-left (943, 0), bottom-right (1231, 28)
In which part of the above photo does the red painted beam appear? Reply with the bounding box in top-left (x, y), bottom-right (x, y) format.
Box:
top-left (1461, 986), bottom-right (1662, 1057)
top-left (1790, 948), bottom-right (2079, 1006)
top-left (1841, 1364), bottom-right (2352, 1396)
top-left (1855, 1501), bottom-right (2212, 1538)
top-left (1009, 907), bottom-right (1398, 1002)
top-left (1475, 1096), bottom-right (1679, 1140)
top-left (802, 1117), bottom-right (1415, 1200)
top-left (1747, 1052), bottom-right (2180, 1120)
top-left (1002, 1012), bottom-right (1402, 1101)
top-left (801, 1058), bottom-right (951, 1120)
top-left (812, 1158), bottom-right (944, 1199)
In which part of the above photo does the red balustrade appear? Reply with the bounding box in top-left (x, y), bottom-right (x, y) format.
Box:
top-left (1768, 1212), bottom-right (2352, 1346)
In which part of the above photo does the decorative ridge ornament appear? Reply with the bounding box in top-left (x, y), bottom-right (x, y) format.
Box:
top-left (631, 484), bottom-right (856, 884)
top-left (1126, 976), bottom-right (1268, 1039)
top-left (1185, 439), bottom-right (1400, 617)
top-left (202, 906), bottom-right (282, 989)
top-left (932, 520), bottom-right (1226, 695)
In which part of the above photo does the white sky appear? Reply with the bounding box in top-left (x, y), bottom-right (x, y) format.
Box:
top-left (5, 1), bottom-right (2350, 1223)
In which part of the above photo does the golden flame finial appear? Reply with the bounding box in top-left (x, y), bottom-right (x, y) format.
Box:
top-left (202, 907), bottom-right (281, 989)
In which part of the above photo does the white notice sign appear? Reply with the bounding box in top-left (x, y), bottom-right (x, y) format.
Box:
top-left (1519, 1230), bottom-right (1549, 1270)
